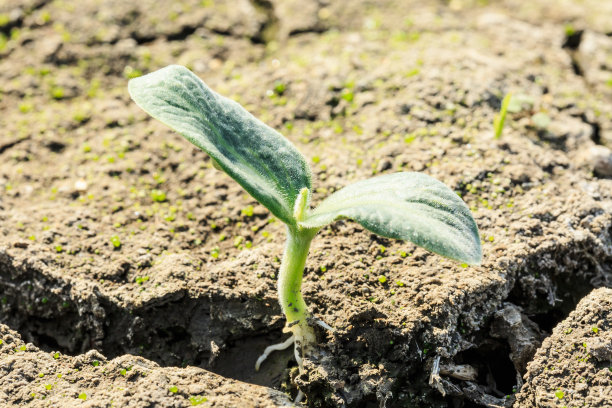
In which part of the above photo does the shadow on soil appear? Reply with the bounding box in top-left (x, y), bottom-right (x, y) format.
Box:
top-left (1, 230), bottom-right (610, 407)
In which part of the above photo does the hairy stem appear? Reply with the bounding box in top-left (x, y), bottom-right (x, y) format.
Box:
top-left (278, 225), bottom-right (317, 365)
top-left (278, 227), bottom-right (315, 324)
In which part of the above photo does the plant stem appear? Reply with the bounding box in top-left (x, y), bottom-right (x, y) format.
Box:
top-left (277, 225), bottom-right (318, 364)
top-left (278, 226), bottom-right (316, 326)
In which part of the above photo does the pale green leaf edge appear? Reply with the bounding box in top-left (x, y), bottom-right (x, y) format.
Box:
top-left (300, 172), bottom-right (482, 265)
top-left (128, 65), bottom-right (311, 225)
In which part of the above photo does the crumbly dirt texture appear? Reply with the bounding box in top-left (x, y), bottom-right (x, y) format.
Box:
top-left (0, 324), bottom-right (291, 407)
top-left (0, 0), bottom-right (611, 407)
top-left (515, 288), bottom-right (611, 408)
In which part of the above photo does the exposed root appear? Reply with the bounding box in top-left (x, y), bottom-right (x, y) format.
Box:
top-left (254, 317), bottom-right (328, 372)
top-left (254, 335), bottom-right (295, 371)
top-left (255, 320), bottom-right (320, 403)
top-left (294, 340), bottom-right (303, 369)
top-left (312, 317), bottom-right (334, 332)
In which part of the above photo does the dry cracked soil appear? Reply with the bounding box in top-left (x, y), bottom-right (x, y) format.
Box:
top-left (0, 0), bottom-right (611, 407)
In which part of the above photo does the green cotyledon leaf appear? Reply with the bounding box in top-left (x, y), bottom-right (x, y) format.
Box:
top-left (300, 172), bottom-right (482, 265)
top-left (128, 65), bottom-right (311, 226)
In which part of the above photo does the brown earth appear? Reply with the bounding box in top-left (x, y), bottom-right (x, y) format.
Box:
top-left (0, 323), bottom-right (291, 407)
top-left (515, 288), bottom-right (611, 408)
top-left (0, 0), bottom-right (611, 407)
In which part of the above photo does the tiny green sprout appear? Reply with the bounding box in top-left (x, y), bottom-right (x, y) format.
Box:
top-left (19, 102), bottom-right (33, 113)
top-left (151, 189), bottom-right (167, 202)
top-left (169, 386), bottom-right (178, 393)
top-left (135, 276), bottom-right (150, 285)
top-left (78, 393), bottom-right (87, 400)
top-left (50, 86), bottom-right (65, 100)
top-left (110, 235), bottom-right (121, 249)
top-left (494, 92), bottom-right (512, 139)
top-left (241, 205), bottom-right (254, 217)
top-left (210, 247), bottom-right (220, 259)
top-left (233, 236), bottom-right (244, 247)
top-left (129, 65), bottom-right (481, 402)
top-left (555, 389), bottom-right (564, 399)
top-left (592, 327), bottom-right (599, 334)
top-left (273, 81), bottom-right (286, 96)
top-left (189, 396), bottom-right (208, 406)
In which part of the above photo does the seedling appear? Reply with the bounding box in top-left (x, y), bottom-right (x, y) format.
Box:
top-left (129, 65), bottom-right (481, 401)
top-left (494, 92), bottom-right (512, 139)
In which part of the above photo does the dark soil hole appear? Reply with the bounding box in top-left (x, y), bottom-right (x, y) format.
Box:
top-left (579, 112), bottom-right (602, 145)
top-left (0, 257), bottom-right (291, 388)
top-left (45, 140), bottom-right (66, 153)
top-left (508, 272), bottom-right (598, 336)
top-left (0, 267), bottom-right (290, 388)
top-left (569, 58), bottom-right (584, 77)
top-left (3, 313), bottom-right (292, 391)
top-left (27, 331), bottom-right (62, 352)
top-left (562, 29), bottom-right (583, 50)
top-left (455, 340), bottom-right (517, 397)
top-left (508, 227), bottom-right (611, 337)
top-left (211, 330), bottom-right (294, 389)
top-left (527, 306), bottom-right (567, 333)
top-left (166, 25), bottom-right (199, 41)
top-left (155, 325), bottom-right (190, 345)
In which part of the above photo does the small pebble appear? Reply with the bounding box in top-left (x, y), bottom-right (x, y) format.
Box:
top-left (590, 145), bottom-right (612, 178)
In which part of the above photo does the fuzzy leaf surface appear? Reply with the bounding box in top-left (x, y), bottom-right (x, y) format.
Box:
top-left (301, 172), bottom-right (482, 264)
top-left (128, 65), bottom-right (311, 225)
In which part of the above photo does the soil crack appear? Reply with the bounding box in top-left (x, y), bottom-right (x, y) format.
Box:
top-left (0, 137), bottom-right (30, 155)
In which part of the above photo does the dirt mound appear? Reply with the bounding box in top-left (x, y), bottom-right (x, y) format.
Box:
top-left (515, 288), bottom-right (611, 408)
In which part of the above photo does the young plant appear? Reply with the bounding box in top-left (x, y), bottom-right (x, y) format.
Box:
top-left (494, 92), bottom-right (512, 139)
top-left (129, 65), bottom-right (482, 400)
